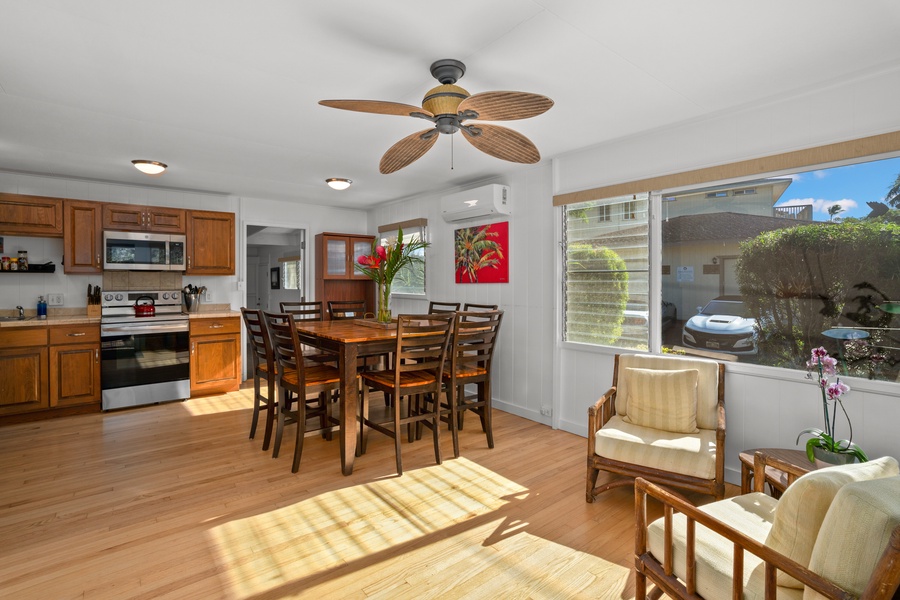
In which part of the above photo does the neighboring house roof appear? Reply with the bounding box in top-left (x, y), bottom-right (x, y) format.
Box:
top-left (662, 212), bottom-right (814, 243)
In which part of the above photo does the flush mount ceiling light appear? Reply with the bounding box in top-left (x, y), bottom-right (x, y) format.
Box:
top-left (326, 178), bottom-right (352, 190)
top-left (131, 160), bottom-right (168, 175)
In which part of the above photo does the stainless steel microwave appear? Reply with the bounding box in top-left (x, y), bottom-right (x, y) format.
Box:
top-left (103, 231), bottom-right (186, 271)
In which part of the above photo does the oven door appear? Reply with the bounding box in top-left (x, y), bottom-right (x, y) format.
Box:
top-left (100, 321), bottom-right (190, 391)
top-left (104, 231), bottom-right (172, 271)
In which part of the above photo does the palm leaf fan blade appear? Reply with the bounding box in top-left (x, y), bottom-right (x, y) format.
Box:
top-left (457, 91), bottom-right (553, 121)
top-left (461, 123), bottom-right (540, 164)
top-left (380, 129), bottom-right (439, 174)
top-left (319, 99), bottom-right (433, 118)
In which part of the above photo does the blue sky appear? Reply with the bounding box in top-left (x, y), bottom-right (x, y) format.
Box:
top-left (774, 155), bottom-right (900, 220)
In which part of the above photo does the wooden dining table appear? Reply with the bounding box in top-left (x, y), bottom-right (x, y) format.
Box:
top-left (294, 318), bottom-right (400, 475)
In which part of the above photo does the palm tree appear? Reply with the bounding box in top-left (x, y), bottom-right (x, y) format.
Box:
top-left (827, 204), bottom-right (844, 222)
top-left (886, 172), bottom-right (900, 208)
top-left (454, 225), bottom-right (505, 283)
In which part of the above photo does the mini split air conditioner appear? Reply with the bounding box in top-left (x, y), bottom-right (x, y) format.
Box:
top-left (440, 184), bottom-right (510, 223)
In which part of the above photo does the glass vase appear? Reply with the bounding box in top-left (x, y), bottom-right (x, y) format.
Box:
top-left (376, 280), bottom-right (392, 324)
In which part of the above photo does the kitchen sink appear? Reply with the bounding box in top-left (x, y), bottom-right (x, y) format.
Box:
top-left (0, 316), bottom-right (37, 322)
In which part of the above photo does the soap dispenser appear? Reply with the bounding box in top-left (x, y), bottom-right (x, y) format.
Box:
top-left (37, 295), bottom-right (47, 319)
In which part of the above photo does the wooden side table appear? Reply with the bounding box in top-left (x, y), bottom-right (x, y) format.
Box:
top-left (739, 447), bottom-right (819, 496)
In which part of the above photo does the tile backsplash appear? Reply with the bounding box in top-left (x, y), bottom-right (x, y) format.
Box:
top-left (101, 270), bottom-right (182, 291)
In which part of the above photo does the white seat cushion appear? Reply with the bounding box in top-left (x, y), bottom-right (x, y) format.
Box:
top-left (648, 492), bottom-right (802, 600)
top-left (804, 475), bottom-right (900, 600)
top-left (766, 456), bottom-right (899, 588)
top-left (594, 415), bottom-right (716, 480)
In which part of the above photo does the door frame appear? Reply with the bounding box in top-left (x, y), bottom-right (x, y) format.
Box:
top-left (240, 216), bottom-right (309, 381)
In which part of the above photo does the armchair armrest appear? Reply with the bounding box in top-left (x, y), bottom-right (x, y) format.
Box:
top-left (752, 451), bottom-right (810, 494)
top-left (634, 477), bottom-right (849, 600)
top-left (587, 386), bottom-right (617, 442)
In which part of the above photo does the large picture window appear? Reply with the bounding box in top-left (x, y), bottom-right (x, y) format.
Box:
top-left (561, 155), bottom-right (900, 383)
top-left (563, 194), bottom-right (649, 349)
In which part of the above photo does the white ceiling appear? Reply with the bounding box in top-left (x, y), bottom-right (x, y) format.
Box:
top-left (2, 1), bottom-right (899, 209)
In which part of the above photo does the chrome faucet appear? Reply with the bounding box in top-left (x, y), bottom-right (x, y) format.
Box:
top-left (16, 305), bottom-right (24, 319)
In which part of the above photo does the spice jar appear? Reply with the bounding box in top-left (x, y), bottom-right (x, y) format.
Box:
top-left (9, 257), bottom-right (18, 271)
top-left (17, 250), bottom-right (27, 271)
top-left (1, 256), bottom-right (8, 271)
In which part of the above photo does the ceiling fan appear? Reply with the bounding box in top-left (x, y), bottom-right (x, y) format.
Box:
top-left (319, 59), bottom-right (553, 174)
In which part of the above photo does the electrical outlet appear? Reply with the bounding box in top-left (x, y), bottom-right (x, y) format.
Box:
top-left (540, 407), bottom-right (552, 417)
top-left (48, 293), bottom-right (64, 306)
top-left (204, 290), bottom-right (212, 302)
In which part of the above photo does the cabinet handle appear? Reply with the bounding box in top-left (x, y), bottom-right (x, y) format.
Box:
top-left (67, 332), bottom-right (87, 337)
top-left (96, 253), bottom-right (100, 267)
top-left (191, 342), bottom-right (195, 355)
top-left (210, 324), bottom-right (224, 329)
top-left (95, 348), bottom-right (99, 363)
top-left (187, 256), bottom-right (191, 269)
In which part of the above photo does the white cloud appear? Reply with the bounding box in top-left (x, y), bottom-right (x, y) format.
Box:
top-left (813, 170), bottom-right (827, 179)
top-left (777, 197), bottom-right (858, 215)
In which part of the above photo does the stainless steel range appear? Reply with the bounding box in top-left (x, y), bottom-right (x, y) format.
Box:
top-left (101, 289), bottom-right (190, 410)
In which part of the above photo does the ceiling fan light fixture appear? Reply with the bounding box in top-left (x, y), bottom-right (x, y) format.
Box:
top-left (131, 160), bottom-right (167, 175)
top-left (326, 178), bottom-right (352, 190)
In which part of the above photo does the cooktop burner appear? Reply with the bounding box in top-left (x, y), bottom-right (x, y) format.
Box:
top-left (101, 289), bottom-right (188, 324)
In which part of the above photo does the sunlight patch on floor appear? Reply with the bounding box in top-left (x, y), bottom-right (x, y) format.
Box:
top-left (208, 458), bottom-right (528, 598)
top-left (183, 390), bottom-right (254, 415)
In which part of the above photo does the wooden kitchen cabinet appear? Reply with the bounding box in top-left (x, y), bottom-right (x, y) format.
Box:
top-left (186, 210), bottom-right (235, 275)
top-left (190, 317), bottom-right (241, 396)
top-left (102, 202), bottom-right (186, 233)
top-left (0, 328), bottom-right (50, 416)
top-left (63, 199), bottom-right (103, 273)
top-left (314, 232), bottom-right (375, 318)
top-left (0, 193), bottom-right (63, 237)
top-left (49, 324), bottom-right (101, 408)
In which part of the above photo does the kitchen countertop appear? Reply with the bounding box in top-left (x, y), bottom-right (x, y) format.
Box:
top-left (188, 310), bottom-right (241, 319)
top-left (0, 315), bottom-right (103, 328)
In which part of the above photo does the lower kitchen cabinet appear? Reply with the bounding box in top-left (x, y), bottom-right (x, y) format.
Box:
top-left (49, 324), bottom-right (101, 408)
top-left (190, 316), bottom-right (241, 396)
top-left (0, 328), bottom-right (49, 416)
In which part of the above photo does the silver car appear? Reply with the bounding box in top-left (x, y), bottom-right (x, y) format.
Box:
top-left (682, 296), bottom-right (758, 355)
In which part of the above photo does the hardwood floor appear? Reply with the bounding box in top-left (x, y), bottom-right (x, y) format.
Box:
top-left (0, 384), bottom-right (693, 599)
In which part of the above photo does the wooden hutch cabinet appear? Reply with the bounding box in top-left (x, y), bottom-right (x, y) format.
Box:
top-left (314, 233), bottom-right (375, 318)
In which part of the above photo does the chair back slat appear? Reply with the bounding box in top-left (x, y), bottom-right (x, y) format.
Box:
top-left (462, 302), bottom-right (498, 312)
top-left (395, 314), bottom-right (454, 375)
top-left (262, 311), bottom-right (307, 387)
top-left (451, 310), bottom-right (503, 373)
top-left (328, 300), bottom-right (367, 320)
top-left (241, 308), bottom-right (273, 370)
top-left (280, 301), bottom-right (324, 321)
top-left (427, 301), bottom-right (460, 314)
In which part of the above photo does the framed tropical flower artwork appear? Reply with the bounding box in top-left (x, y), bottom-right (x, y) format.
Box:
top-left (454, 221), bottom-right (509, 284)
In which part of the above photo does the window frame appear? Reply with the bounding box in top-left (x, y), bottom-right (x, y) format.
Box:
top-left (378, 222), bottom-right (428, 298)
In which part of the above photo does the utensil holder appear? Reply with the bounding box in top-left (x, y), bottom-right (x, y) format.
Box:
top-left (183, 293), bottom-right (201, 313)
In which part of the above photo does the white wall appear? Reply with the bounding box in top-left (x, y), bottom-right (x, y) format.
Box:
top-left (371, 63), bottom-right (900, 484)
top-left (555, 63), bottom-right (900, 482)
top-left (369, 165), bottom-right (557, 425)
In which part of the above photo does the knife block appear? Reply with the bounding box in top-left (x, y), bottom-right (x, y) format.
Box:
top-left (86, 304), bottom-right (101, 318)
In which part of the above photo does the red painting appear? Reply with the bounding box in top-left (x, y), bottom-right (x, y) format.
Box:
top-left (454, 221), bottom-right (509, 284)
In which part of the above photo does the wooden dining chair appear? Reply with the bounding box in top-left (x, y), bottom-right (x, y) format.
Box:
top-left (241, 308), bottom-right (277, 451)
top-left (263, 311), bottom-right (344, 473)
top-left (439, 309), bottom-right (504, 457)
top-left (358, 313), bottom-right (454, 475)
top-left (427, 301), bottom-right (460, 314)
top-left (328, 299), bottom-right (367, 320)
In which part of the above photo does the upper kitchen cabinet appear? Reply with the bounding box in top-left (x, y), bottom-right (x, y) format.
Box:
top-left (102, 202), bottom-right (186, 233)
top-left (0, 193), bottom-right (63, 237)
top-left (185, 210), bottom-right (235, 275)
top-left (63, 200), bottom-right (102, 273)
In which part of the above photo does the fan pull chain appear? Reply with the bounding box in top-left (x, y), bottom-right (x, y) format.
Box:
top-left (450, 134), bottom-right (454, 170)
